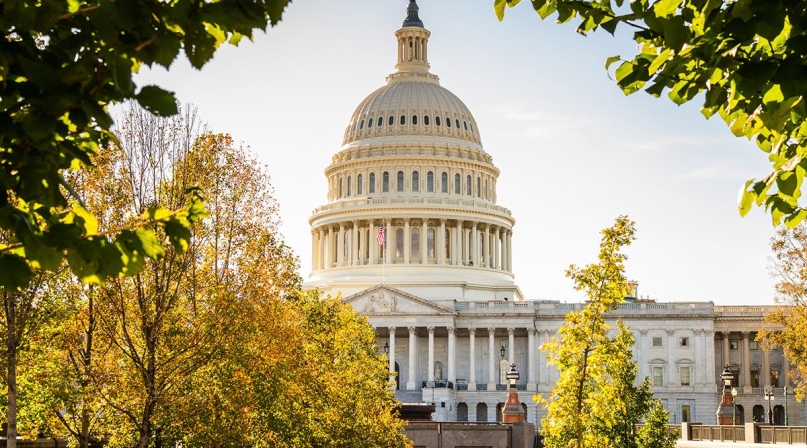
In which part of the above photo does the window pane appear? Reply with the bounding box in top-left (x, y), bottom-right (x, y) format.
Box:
top-left (653, 367), bottom-right (663, 386)
top-left (652, 337), bottom-right (663, 347)
top-left (360, 120), bottom-right (364, 129)
top-left (454, 174), bottom-right (460, 194)
top-left (347, 176), bottom-right (352, 196)
top-left (395, 228), bottom-right (403, 258)
top-left (369, 173), bottom-right (376, 193)
top-left (441, 172), bottom-right (448, 193)
top-left (400, 115), bottom-right (406, 125)
top-left (412, 171), bottom-right (419, 192)
top-left (383, 172), bottom-right (389, 192)
top-left (378, 116), bottom-right (383, 127)
top-left (367, 118), bottom-right (372, 128)
top-left (466, 175), bottom-right (471, 196)
top-left (446, 117), bottom-right (451, 127)
top-left (411, 228), bottom-right (420, 258)
top-left (397, 171), bottom-right (404, 192)
top-left (476, 177), bottom-right (481, 197)
top-left (455, 119), bottom-right (460, 128)
top-left (436, 116), bottom-right (441, 126)
top-left (357, 174), bottom-right (363, 195)
top-left (412, 115), bottom-right (418, 125)
top-left (339, 178), bottom-right (343, 198)
top-left (680, 367), bottom-right (691, 386)
top-left (424, 115), bottom-right (430, 125)
top-left (427, 228), bottom-right (435, 258)
top-left (427, 171), bottom-right (434, 192)
top-left (388, 116), bottom-right (394, 126)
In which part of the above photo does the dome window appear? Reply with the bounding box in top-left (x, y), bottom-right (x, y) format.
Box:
top-left (367, 119), bottom-right (373, 128)
top-left (427, 171), bottom-right (434, 192)
top-left (347, 175), bottom-right (352, 196)
top-left (411, 228), bottom-right (420, 258)
top-left (427, 228), bottom-right (435, 259)
top-left (441, 172), bottom-right (448, 193)
top-left (470, 123), bottom-right (474, 132)
top-left (455, 119), bottom-right (461, 129)
top-left (395, 228), bottom-right (404, 258)
top-left (454, 174), bottom-right (461, 194)
top-left (476, 177), bottom-right (481, 198)
top-left (412, 115), bottom-right (418, 125)
top-left (463, 121), bottom-right (468, 130)
top-left (424, 115), bottom-right (430, 125)
top-left (400, 115), bottom-right (406, 125)
top-left (339, 178), bottom-right (343, 198)
top-left (397, 171), bottom-right (404, 192)
top-left (357, 174), bottom-right (363, 195)
top-left (388, 116), bottom-right (394, 126)
top-left (436, 116), bottom-right (441, 126)
top-left (446, 117), bottom-right (451, 128)
top-left (383, 172), bottom-right (390, 193)
top-left (412, 171), bottom-right (419, 192)
top-left (466, 175), bottom-right (471, 196)
top-left (377, 117), bottom-right (383, 127)
top-left (369, 173), bottom-right (376, 194)
top-left (359, 120), bottom-right (364, 130)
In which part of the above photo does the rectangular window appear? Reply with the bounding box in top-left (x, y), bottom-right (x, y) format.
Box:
top-left (652, 337), bottom-right (663, 348)
top-left (679, 337), bottom-right (690, 347)
top-left (751, 370), bottom-right (760, 388)
top-left (771, 370), bottom-right (780, 387)
top-left (652, 367), bottom-right (664, 386)
top-left (731, 369), bottom-right (740, 387)
top-left (750, 341), bottom-right (759, 350)
top-left (730, 341), bottom-right (739, 350)
top-left (680, 367), bottom-right (691, 386)
top-left (681, 405), bottom-right (691, 423)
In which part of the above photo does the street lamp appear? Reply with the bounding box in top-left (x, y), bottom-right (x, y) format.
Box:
top-left (383, 342), bottom-right (389, 355)
top-left (784, 386), bottom-right (789, 426)
top-left (731, 388), bottom-right (738, 425)
top-left (764, 388), bottom-right (775, 425)
top-left (717, 364), bottom-right (734, 425)
top-left (500, 339), bottom-right (507, 359)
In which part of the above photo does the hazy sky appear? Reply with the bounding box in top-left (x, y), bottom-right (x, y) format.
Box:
top-left (135, 0), bottom-right (778, 305)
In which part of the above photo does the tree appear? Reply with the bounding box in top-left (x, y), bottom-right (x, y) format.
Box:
top-left (0, 0), bottom-right (291, 288)
top-left (539, 217), bottom-right (676, 448)
top-left (759, 222), bottom-right (807, 402)
top-left (495, 0), bottom-right (807, 228)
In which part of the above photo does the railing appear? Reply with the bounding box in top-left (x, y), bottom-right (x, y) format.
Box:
top-left (422, 380), bottom-right (453, 389)
top-left (453, 301), bottom-right (535, 312)
top-left (635, 423), bottom-right (680, 438)
top-left (759, 426), bottom-right (807, 444)
top-left (311, 196), bottom-right (513, 217)
top-left (714, 305), bottom-right (780, 317)
top-left (690, 425), bottom-right (745, 442)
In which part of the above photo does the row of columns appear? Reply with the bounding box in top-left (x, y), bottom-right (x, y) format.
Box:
top-left (385, 326), bottom-right (546, 391)
top-left (311, 219), bottom-right (513, 272)
top-left (720, 331), bottom-right (791, 391)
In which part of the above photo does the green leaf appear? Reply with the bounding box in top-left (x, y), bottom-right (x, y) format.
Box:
top-left (494, 0), bottom-right (507, 21)
top-left (605, 55), bottom-right (621, 79)
top-left (0, 253), bottom-right (32, 290)
top-left (652, 0), bottom-right (682, 17)
top-left (776, 171), bottom-right (799, 198)
top-left (738, 179), bottom-right (755, 216)
top-left (763, 84), bottom-right (784, 106)
top-left (648, 48), bottom-right (672, 74)
top-left (136, 85), bottom-right (179, 117)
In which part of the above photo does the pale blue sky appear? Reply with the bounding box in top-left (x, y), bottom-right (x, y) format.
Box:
top-left (136, 0), bottom-right (777, 305)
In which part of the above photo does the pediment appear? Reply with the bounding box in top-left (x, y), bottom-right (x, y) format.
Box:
top-left (344, 284), bottom-right (456, 316)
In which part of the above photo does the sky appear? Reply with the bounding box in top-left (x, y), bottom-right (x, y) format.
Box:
top-left (135, 0), bottom-right (779, 305)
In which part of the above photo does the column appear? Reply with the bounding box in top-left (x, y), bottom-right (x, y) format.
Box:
top-left (527, 328), bottom-right (536, 390)
top-left (494, 227), bottom-right (501, 269)
top-left (469, 328), bottom-right (477, 389)
top-left (743, 331), bottom-right (752, 391)
top-left (318, 228), bottom-right (325, 270)
top-left (404, 218), bottom-right (410, 264)
top-left (439, 219), bottom-right (446, 265)
top-left (507, 230), bottom-right (513, 271)
top-left (508, 328), bottom-right (515, 364)
top-left (471, 221), bottom-right (478, 266)
top-left (388, 327), bottom-right (396, 389)
top-left (638, 330), bottom-right (648, 383)
top-left (359, 224), bottom-right (366, 265)
top-left (448, 327), bottom-right (456, 383)
top-left (763, 346), bottom-right (771, 387)
top-left (352, 221), bottom-right (359, 265)
top-left (408, 327), bottom-right (417, 390)
top-left (427, 327), bottom-right (435, 383)
top-left (706, 330), bottom-right (716, 387)
top-left (326, 226), bottom-right (334, 268)
top-left (456, 220), bottom-right (464, 266)
top-left (484, 223), bottom-right (490, 268)
top-left (694, 329), bottom-right (703, 386)
top-left (310, 231), bottom-right (316, 271)
top-left (421, 218), bottom-right (428, 264)
top-left (337, 223), bottom-right (345, 266)
top-left (368, 220), bottom-right (376, 265)
top-left (385, 218), bottom-right (393, 263)
top-left (722, 332), bottom-right (730, 367)
top-left (488, 328), bottom-right (496, 389)
top-left (501, 228), bottom-right (508, 272)
top-left (666, 329), bottom-right (675, 386)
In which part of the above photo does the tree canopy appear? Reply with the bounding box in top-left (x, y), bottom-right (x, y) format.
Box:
top-left (495, 0), bottom-right (807, 228)
top-left (0, 0), bottom-right (291, 289)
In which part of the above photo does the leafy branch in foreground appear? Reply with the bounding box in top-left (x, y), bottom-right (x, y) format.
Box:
top-left (496, 0), bottom-right (807, 228)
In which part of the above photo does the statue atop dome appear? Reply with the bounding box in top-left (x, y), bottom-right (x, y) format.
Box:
top-left (402, 0), bottom-right (424, 28)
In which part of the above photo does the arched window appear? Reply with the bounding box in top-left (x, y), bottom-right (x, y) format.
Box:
top-left (339, 178), bottom-right (343, 198)
top-left (470, 123), bottom-right (474, 132)
top-left (499, 359), bottom-right (510, 384)
top-left (397, 171), bottom-right (404, 192)
top-left (446, 117), bottom-right (452, 127)
top-left (412, 171), bottom-right (419, 192)
top-left (383, 171), bottom-right (390, 193)
top-left (357, 174), bottom-right (363, 195)
top-left (466, 175), bottom-right (472, 196)
top-left (411, 228), bottom-right (420, 258)
top-left (359, 120), bottom-right (364, 129)
top-left (347, 175), bottom-right (352, 196)
top-left (388, 115), bottom-right (394, 126)
top-left (424, 115), bottom-right (430, 125)
top-left (367, 118), bottom-right (373, 128)
top-left (427, 228), bottom-right (435, 258)
top-left (427, 171), bottom-right (434, 192)
top-left (455, 119), bottom-right (461, 128)
top-left (464, 120), bottom-right (468, 130)
top-left (377, 116), bottom-right (383, 127)
top-left (476, 177), bottom-right (481, 197)
top-left (441, 172), bottom-right (448, 193)
top-left (477, 403), bottom-right (488, 422)
top-left (369, 172), bottom-right (376, 193)
top-left (436, 116), bottom-right (441, 126)
top-left (457, 403), bottom-right (468, 422)
top-left (412, 115), bottom-right (418, 125)
top-left (454, 173), bottom-right (461, 194)
top-left (400, 115), bottom-right (406, 125)
top-left (395, 228), bottom-right (404, 258)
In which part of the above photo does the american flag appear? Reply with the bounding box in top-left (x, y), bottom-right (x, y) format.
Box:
top-left (376, 226), bottom-right (385, 246)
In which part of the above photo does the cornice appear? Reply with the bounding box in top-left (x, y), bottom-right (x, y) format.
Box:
top-left (309, 206), bottom-right (515, 226)
top-left (325, 156), bottom-right (500, 178)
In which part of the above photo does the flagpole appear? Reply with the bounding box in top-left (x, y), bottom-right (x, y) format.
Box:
top-left (382, 221), bottom-right (386, 285)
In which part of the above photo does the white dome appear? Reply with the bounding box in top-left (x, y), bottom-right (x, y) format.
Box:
top-left (342, 75), bottom-right (482, 147)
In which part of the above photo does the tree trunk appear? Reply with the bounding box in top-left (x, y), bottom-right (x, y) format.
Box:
top-left (137, 329), bottom-right (157, 448)
top-left (6, 295), bottom-right (17, 448)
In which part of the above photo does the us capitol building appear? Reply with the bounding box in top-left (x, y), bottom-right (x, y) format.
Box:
top-left (303, 0), bottom-right (804, 428)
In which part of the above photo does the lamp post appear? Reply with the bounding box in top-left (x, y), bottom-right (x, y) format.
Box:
top-left (716, 364), bottom-right (734, 425)
top-left (764, 388), bottom-right (775, 425)
top-left (784, 386), bottom-right (789, 426)
top-left (731, 388), bottom-right (738, 425)
top-left (500, 339), bottom-right (507, 359)
top-left (383, 342), bottom-right (389, 355)
top-left (502, 363), bottom-right (525, 423)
